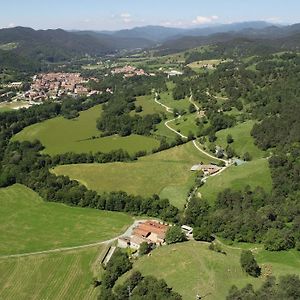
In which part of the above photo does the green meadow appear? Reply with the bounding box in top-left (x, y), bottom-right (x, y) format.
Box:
top-left (134, 94), bottom-right (166, 116)
top-left (0, 184), bottom-right (132, 255)
top-left (216, 120), bottom-right (265, 159)
top-left (13, 105), bottom-right (159, 155)
top-left (117, 241), bottom-right (300, 300)
top-left (199, 158), bottom-right (272, 204)
top-left (53, 142), bottom-right (218, 209)
top-left (0, 246), bottom-right (105, 300)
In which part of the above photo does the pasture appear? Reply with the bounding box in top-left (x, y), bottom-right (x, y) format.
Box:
top-left (117, 241), bottom-right (300, 300)
top-left (198, 158), bottom-right (272, 204)
top-left (0, 184), bottom-right (132, 255)
top-left (187, 59), bottom-right (222, 70)
top-left (134, 95), bottom-right (166, 116)
top-left (0, 101), bottom-right (31, 112)
top-left (13, 105), bottom-right (159, 155)
top-left (215, 120), bottom-right (265, 159)
top-left (53, 142), bottom-right (218, 209)
top-left (0, 245), bottom-right (105, 300)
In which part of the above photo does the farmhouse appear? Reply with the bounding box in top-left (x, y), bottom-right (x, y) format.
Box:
top-left (118, 220), bottom-right (169, 250)
top-left (190, 163), bottom-right (221, 175)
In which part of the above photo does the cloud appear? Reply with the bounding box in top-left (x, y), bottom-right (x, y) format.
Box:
top-left (192, 15), bottom-right (219, 25)
top-left (7, 22), bottom-right (15, 28)
top-left (120, 12), bottom-right (132, 24)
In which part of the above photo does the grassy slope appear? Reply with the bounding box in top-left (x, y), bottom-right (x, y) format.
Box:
top-left (216, 120), bottom-right (265, 159)
top-left (134, 95), bottom-right (166, 116)
top-left (199, 120), bottom-right (272, 203)
top-left (13, 104), bottom-right (159, 155)
top-left (117, 241), bottom-right (300, 300)
top-left (53, 142), bottom-right (218, 209)
top-left (0, 184), bottom-right (132, 255)
top-left (0, 246), bottom-right (105, 300)
top-left (199, 158), bottom-right (272, 204)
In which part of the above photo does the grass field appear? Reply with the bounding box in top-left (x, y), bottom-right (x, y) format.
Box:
top-left (53, 142), bottom-right (218, 209)
top-left (159, 92), bottom-right (191, 112)
top-left (134, 95), bottom-right (166, 116)
top-left (0, 245), bottom-right (105, 300)
top-left (0, 184), bottom-right (132, 255)
top-left (117, 241), bottom-right (300, 300)
top-left (198, 158), bottom-right (272, 203)
top-left (187, 59), bottom-right (222, 70)
top-left (0, 101), bottom-right (31, 112)
top-left (13, 105), bottom-right (159, 155)
top-left (173, 114), bottom-right (199, 136)
top-left (216, 120), bottom-right (265, 159)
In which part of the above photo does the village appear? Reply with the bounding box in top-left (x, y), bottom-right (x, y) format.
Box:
top-left (24, 72), bottom-right (100, 101)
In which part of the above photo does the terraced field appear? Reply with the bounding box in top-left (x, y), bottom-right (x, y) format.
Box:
top-left (0, 184), bottom-right (132, 255)
top-left (13, 104), bottom-right (159, 155)
top-left (117, 241), bottom-right (300, 300)
top-left (0, 246), bottom-right (105, 300)
top-left (53, 142), bottom-right (218, 209)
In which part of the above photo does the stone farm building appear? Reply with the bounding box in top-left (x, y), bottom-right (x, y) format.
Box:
top-left (190, 164), bottom-right (221, 175)
top-left (118, 220), bottom-right (169, 250)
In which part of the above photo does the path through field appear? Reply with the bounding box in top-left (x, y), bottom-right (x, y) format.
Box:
top-left (153, 91), bottom-right (231, 206)
top-left (0, 220), bottom-right (142, 259)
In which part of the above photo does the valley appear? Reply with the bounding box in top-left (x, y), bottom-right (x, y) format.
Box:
top-left (0, 12), bottom-right (300, 300)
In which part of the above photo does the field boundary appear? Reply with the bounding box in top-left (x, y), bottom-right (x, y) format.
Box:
top-left (0, 220), bottom-right (142, 259)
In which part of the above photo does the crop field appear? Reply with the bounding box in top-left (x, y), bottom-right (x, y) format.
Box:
top-left (53, 142), bottom-right (218, 209)
top-left (215, 120), bottom-right (265, 159)
top-left (198, 158), bottom-right (272, 204)
top-left (117, 241), bottom-right (300, 300)
top-left (13, 105), bottom-right (159, 155)
top-left (0, 184), bottom-right (132, 255)
top-left (0, 245), bottom-right (105, 300)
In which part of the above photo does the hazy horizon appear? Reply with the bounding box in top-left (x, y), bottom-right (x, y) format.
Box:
top-left (0, 0), bottom-right (299, 31)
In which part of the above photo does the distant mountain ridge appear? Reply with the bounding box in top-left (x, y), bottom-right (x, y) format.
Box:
top-left (0, 21), bottom-right (300, 72)
top-left (98, 21), bottom-right (274, 42)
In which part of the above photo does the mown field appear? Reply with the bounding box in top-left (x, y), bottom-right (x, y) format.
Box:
top-left (215, 120), bottom-right (266, 159)
top-left (13, 104), bottom-right (160, 155)
top-left (117, 241), bottom-right (300, 300)
top-left (0, 245), bottom-right (105, 300)
top-left (187, 59), bottom-right (222, 70)
top-left (0, 101), bottom-right (31, 112)
top-left (53, 142), bottom-right (218, 209)
top-left (198, 158), bottom-right (272, 204)
top-left (0, 184), bottom-right (132, 255)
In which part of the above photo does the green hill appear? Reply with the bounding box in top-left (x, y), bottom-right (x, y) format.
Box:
top-left (0, 184), bottom-right (132, 255)
top-left (117, 241), bottom-right (300, 300)
top-left (53, 142), bottom-right (218, 209)
top-left (13, 105), bottom-right (159, 155)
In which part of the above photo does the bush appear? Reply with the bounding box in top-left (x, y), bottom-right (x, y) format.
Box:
top-left (240, 250), bottom-right (261, 277)
top-left (193, 226), bottom-right (214, 242)
top-left (165, 225), bottom-right (186, 244)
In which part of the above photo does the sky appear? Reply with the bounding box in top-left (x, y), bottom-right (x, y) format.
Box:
top-left (1, 0), bottom-right (300, 31)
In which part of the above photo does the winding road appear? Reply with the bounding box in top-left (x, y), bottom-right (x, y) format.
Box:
top-left (154, 91), bottom-right (229, 166)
